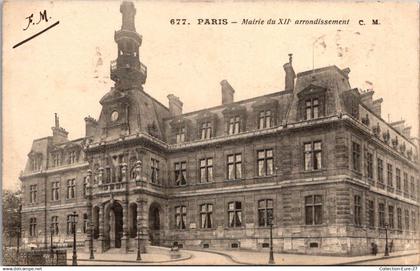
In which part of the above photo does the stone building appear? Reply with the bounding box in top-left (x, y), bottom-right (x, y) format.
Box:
top-left (20, 1), bottom-right (419, 256)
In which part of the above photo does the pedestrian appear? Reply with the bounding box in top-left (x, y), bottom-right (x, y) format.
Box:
top-left (389, 240), bottom-right (393, 253)
top-left (371, 242), bottom-right (377, 256)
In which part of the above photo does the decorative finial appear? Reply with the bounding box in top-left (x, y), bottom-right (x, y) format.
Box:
top-left (288, 53), bottom-right (293, 64)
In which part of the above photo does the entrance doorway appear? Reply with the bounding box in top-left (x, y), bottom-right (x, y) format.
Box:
top-left (105, 201), bottom-right (123, 249)
top-left (149, 203), bottom-right (161, 246)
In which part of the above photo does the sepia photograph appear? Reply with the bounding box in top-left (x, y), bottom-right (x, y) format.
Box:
top-left (2, 0), bottom-right (419, 267)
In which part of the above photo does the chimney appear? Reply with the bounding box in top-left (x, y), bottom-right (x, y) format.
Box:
top-left (51, 113), bottom-right (69, 144)
top-left (85, 116), bottom-right (98, 137)
top-left (220, 80), bottom-right (235, 105)
top-left (372, 98), bottom-right (383, 117)
top-left (403, 126), bottom-right (411, 138)
top-left (360, 90), bottom-right (374, 109)
top-left (283, 53), bottom-right (296, 91)
top-left (390, 120), bottom-right (405, 133)
top-left (167, 94), bottom-right (183, 116)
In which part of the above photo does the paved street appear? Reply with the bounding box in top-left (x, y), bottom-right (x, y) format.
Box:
top-left (65, 248), bottom-right (419, 266)
top-left (353, 254), bottom-right (420, 265)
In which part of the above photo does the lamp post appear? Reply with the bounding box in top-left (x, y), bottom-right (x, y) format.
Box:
top-left (268, 222), bottom-right (275, 265)
top-left (384, 223), bottom-right (389, 256)
top-left (89, 222), bottom-right (95, 260)
top-left (136, 228), bottom-right (142, 261)
top-left (50, 223), bottom-right (54, 254)
top-left (70, 211), bottom-right (79, 266)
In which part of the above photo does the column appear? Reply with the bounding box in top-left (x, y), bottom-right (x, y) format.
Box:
top-left (85, 170), bottom-right (92, 252)
top-left (98, 204), bottom-right (105, 253)
top-left (136, 197), bottom-right (149, 252)
top-left (120, 200), bottom-right (129, 253)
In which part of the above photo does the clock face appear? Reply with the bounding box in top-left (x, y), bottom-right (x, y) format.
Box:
top-left (111, 111), bottom-right (119, 122)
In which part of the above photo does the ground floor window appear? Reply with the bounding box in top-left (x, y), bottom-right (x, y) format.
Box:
top-left (305, 195), bottom-right (322, 225)
top-left (200, 204), bottom-right (213, 229)
top-left (175, 206), bottom-right (186, 230)
top-left (29, 218), bottom-right (37, 237)
top-left (228, 201), bottom-right (242, 227)
top-left (258, 199), bottom-right (273, 226)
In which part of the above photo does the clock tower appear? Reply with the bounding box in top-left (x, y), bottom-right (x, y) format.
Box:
top-left (110, 1), bottom-right (147, 90)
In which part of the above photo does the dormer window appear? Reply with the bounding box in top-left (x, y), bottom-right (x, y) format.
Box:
top-left (30, 154), bottom-right (42, 171)
top-left (53, 153), bottom-right (61, 167)
top-left (258, 110), bottom-right (272, 129)
top-left (176, 126), bottom-right (185, 143)
top-left (69, 151), bottom-right (76, 164)
top-left (228, 116), bottom-right (241, 135)
top-left (200, 121), bottom-right (212, 139)
top-left (297, 84), bottom-right (326, 121)
top-left (305, 98), bottom-right (319, 120)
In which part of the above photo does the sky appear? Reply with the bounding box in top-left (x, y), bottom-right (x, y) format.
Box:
top-left (3, 0), bottom-right (419, 191)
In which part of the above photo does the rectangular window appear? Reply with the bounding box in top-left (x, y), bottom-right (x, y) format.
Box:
top-left (200, 122), bottom-right (212, 139)
top-left (410, 176), bottom-right (415, 198)
top-left (83, 214), bottom-right (88, 234)
top-left (396, 168), bottom-right (401, 191)
top-left (151, 158), bottom-right (160, 184)
top-left (304, 141), bottom-right (322, 171)
top-left (29, 184), bottom-right (37, 203)
top-left (51, 216), bottom-right (59, 235)
top-left (305, 98), bottom-right (319, 120)
top-left (53, 153), bottom-right (61, 167)
top-left (228, 116), bottom-right (240, 135)
top-left (175, 206), bottom-right (187, 230)
top-left (354, 195), bottom-right (362, 226)
top-left (367, 200), bottom-right (375, 228)
top-left (67, 215), bottom-right (73, 235)
top-left (377, 159), bottom-right (384, 184)
top-left (352, 142), bottom-right (361, 172)
top-left (29, 218), bottom-right (37, 237)
top-left (228, 201), bottom-right (242, 228)
top-left (199, 158), bottom-right (213, 183)
top-left (366, 152), bottom-right (373, 179)
top-left (397, 208), bottom-right (402, 231)
top-left (227, 153), bottom-right (242, 180)
top-left (66, 179), bottom-right (75, 199)
top-left (176, 127), bottom-right (185, 143)
top-left (83, 177), bottom-right (88, 198)
top-left (403, 172), bottom-right (408, 193)
top-left (387, 164), bottom-right (393, 187)
top-left (258, 199), bottom-right (273, 227)
top-left (175, 161), bottom-right (187, 186)
top-left (388, 205), bottom-right (394, 229)
top-left (378, 203), bottom-right (385, 228)
top-left (257, 149), bottom-right (274, 176)
top-left (200, 204), bottom-right (213, 229)
top-left (404, 209), bottom-right (410, 231)
top-left (52, 181), bottom-right (60, 201)
top-left (305, 195), bottom-right (323, 225)
top-left (412, 211), bottom-right (416, 231)
top-left (258, 110), bottom-right (272, 129)
top-left (69, 151), bottom-right (76, 164)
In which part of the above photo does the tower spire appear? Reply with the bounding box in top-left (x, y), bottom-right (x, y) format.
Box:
top-left (110, 1), bottom-right (147, 90)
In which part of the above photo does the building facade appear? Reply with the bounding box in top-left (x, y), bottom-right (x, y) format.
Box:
top-left (20, 1), bottom-right (420, 256)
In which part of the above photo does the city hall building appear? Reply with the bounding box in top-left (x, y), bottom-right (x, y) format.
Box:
top-left (20, 1), bottom-right (419, 256)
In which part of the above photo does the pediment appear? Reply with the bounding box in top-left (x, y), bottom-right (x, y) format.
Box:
top-left (297, 84), bottom-right (327, 98)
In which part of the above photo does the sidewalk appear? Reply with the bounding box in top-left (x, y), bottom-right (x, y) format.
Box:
top-left (211, 249), bottom-right (420, 265)
top-left (66, 250), bottom-right (191, 265)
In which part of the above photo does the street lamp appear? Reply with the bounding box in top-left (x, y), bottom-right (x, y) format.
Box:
top-left (70, 212), bottom-right (79, 266)
top-left (384, 223), bottom-right (389, 256)
top-left (268, 222), bottom-right (275, 265)
top-left (89, 222), bottom-right (94, 260)
top-left (136, 228), bottom-right (142, 261)
top-left (50, 223), bottom-right (54, 255)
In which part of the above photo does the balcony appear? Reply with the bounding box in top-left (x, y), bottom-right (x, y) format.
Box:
top-left (110, 60), bottom-right (147, 83)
